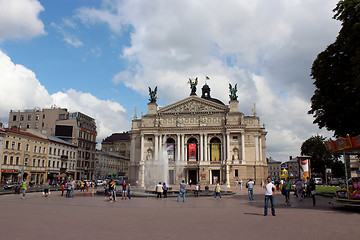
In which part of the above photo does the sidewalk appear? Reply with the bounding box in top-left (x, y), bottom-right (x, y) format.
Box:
top-left (0, 186), bottom-right (358, 240)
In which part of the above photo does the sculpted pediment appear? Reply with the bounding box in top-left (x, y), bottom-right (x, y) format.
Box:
top-left (158, 96), bottom-right (228, 115)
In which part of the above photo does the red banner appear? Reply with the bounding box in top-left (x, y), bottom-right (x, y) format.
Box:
top-left (188, 143), bottom-right (197, 161)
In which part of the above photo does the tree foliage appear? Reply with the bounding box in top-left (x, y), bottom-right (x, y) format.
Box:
top-left (309, 0), bottom-right (360, 137)
top-left (301, 135), bottom-right (344, 177)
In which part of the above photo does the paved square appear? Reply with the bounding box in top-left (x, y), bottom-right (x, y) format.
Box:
top-left (0, 186), bottom-right (359, 240)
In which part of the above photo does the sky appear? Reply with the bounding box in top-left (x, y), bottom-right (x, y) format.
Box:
top-left (0, 0), bottom-right (342, 162)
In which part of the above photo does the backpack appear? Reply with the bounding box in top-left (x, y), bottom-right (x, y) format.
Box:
top-left (246, 182), bottom-right (249, 188)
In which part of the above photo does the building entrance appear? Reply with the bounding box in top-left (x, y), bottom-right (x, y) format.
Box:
top-left (188, 170), bottom-right (197, 185)
top-left (211, 170), bottom-right (220, 184)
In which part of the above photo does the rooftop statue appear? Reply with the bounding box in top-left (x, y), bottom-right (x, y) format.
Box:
top-left (188, 77), bottom-right (198, 95)
top-left (148, 86), bottom-right (158, 103)
top-left (229, 83), bottom-right (238, 101)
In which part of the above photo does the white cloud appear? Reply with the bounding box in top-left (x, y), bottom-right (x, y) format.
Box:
top-left (0, 0), bottom-right (45, 42)
top-left (0, 50), bottom-right (130, 141)
top-left (76, 0), bottom-right (341, 161)
top-left (51, 22), bottom-right (83, 48)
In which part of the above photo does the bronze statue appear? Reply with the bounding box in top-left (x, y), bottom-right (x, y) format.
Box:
top-left (188, 77), bottom-right (198, 95)
top-left (229, 83), bottom-right (238, 101)
top-left (149, 86), bottom-right (157, 103)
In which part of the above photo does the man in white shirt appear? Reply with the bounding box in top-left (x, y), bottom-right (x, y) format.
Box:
top-left (264, 177), bottom-right (276, 216)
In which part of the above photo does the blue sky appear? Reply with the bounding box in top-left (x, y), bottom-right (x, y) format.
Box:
top-left (0, 0), bottom-right (342, 161)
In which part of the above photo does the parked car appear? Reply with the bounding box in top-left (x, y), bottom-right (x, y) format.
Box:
top-left (3, 182), bottom-right (20, 190)
top-left (314, 178), bottom-right (323, 185)
top-left (329, 178), bottom-right (339, 186)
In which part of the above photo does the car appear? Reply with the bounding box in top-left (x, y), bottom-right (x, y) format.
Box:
top-left (329, 178), bottom-right (339, 186)
top-left (314, 178), bottom-right (323, 185)
top-left (3, 182), bottom-right (20, 190)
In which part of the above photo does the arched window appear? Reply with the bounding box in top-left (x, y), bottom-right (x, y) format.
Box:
top-left (187, 138), bottom-right (198, 162)
top-left (166, 138), bottom-right (175, 162)
top-left (210, 137), bottom-right (221, 162)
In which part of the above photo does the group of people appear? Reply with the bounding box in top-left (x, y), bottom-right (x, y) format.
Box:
top-left (105, 180), bottom-right (131, 202)
top-left (282, 177), bottom-right (316, 206)
top-left (155, 182), bottom-right (168, 198)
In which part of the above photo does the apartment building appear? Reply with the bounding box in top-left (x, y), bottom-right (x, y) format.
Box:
top-left (8, 107), bottom-right (97, 180)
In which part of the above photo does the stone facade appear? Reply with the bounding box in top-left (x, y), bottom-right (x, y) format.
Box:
top-left (130, 84), bottom-right (268, 187)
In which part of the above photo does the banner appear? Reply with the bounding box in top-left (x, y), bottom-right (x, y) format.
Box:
top-left (188, 143), bottom-right (197, 161)
top-left (299, 159), bottom-right (310, 180)
top-left (167, 143), bottom-right (174, 161)
top-left (211, 143), bottom-right (220, 162)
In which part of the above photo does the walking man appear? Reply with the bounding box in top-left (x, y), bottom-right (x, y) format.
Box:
top-left (156, 182), bottom-right (163, 199)
top-left (177, 180), bottom-right (186, 202)
top-left (214, 180), bottom-right (222, 199)
top-left (21, 178), bottom-right (28, 199)
top-left (247, 179), bottom-right (255, 201)
top-left (264, 177), bottom-right (276, 216)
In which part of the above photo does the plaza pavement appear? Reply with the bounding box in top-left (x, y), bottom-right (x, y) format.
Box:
top-left (0, 185), bottom-right (359, 240)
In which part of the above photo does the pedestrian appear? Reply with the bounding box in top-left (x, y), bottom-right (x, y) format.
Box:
top-left (61, 183), bottom-right (65, 197)
top-left (66, 181), bottom-right (71, 198)
top-left (177, 180), bottom-right (186, 202)
top-left (236, 180), bottom-right (239, 189)
top-left (163, 182), bottom-right (167, 198)
top-left (122, 180), bottom-right (127, 200)
top-left (309, 178), bottom-right (316, 206)
top-left (21, 178), bottom-right (28, 199)
top-left (295, 178), bottom-right (303, 201)
top-left (194, 182), bottom-right (199, 197)
top-left (264, 176), bottom-right (276, 216)
top-left (305, 177), bottom-right (311, 198)
top-left (156, 182), bottom-right (163, 199)
top-left (127, 181), bottom-right (131, 199)
top-left (70, 179), bottom-right (75, 198)
top-left (113, 181), bottom-right (117, 202)
top-left (247, 179), bottom-right (255, 201)
top-left (108, 180), bottom-right (114, 202)
top-left (43, 183), bottom-right (50, 197)
top-left (240, 179), bottom-right (243, 189)
top-left (214, 180), bottom-right (222, 199)
top-left (283, 178), bottom-right (291, 206)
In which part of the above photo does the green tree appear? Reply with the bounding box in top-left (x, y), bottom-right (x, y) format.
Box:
top-left (301, 135), bottom-right (344, 177)
top-left (309, 0), bottom-right (360, 137)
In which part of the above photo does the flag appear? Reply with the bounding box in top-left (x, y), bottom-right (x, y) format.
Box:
top-left (206, 76), bottom-right (210, 80)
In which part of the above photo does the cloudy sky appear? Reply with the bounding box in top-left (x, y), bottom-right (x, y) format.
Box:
top-left (0, 0), bottom-right (341, 161)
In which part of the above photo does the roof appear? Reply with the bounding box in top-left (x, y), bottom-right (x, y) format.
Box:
top-left (102, 132), bottom-right (130, 143)
top-left (5, 127), bottom-right (47, 140)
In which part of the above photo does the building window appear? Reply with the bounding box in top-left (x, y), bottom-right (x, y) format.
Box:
top-left (35, 122), bottom-right (39, 129)
top-left (24, 158), bottom-right (28, 166)
top-left (27, 123), bottom-right (30, 128)
top-left (233, 136), bottom-right (238, 139)
top-left (26, 144), bottom-right (29, 152)
top-left (17, 143), bottom-right (21, 150)
top-left (5, 141), bottom-right (9, 149)
top-left (34, 146), bottom-right (37, 153)
top-left (38, 159), bottom-right (40, 167)
top-left (3, 155), bottom-right (7, 164)
top-left (27, 115), bottom-right (31, 121)
top-left (13, 115), bottom-right (17, 121)
top-left (11, 142), bottom-right (15, 150)
top-left (19, 123), bottom-right (23, 129)
top-left (235, 169), bottom-right (238, 177)
top-left (20, 115), bottom-right (24, 121)
top-left (39, 147), bottom-right (41, 153)
top-left (35, 114), bottom-right (39, 120)
top-left (42, 160), bottom-right (45, 167)
top-left (16, 157), bottom-right (19, 165)
top-left (33, 159), bottom-right (36, 166)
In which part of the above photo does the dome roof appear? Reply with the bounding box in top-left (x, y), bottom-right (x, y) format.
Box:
top-left (201, 84), bottom-right (225, 105)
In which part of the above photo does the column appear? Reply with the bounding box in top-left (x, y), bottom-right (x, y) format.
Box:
top-left (226, 132), bottom-right (230, 161)
top-left (177, 134), bottom-right (180, 162)
top-left (209, 169), bottom-right (212, 185)
top-left (204, 134), bottom-right (207, 162)
top-left (154, 134), bottom-right (159, 161)
top-left (222, 133), bottom-right (226, 162)
top-left (159, 134), bottom-right (163, 157)
top-left (241, 132), bottom-right (245, 161)
top-left (200, 134), bottom-right (203, 162)
top-left (259, 135), bottom-right (262, 162)
top-left (140, 164), bottom-right (145, 187)
top-left (226, 164), bottom-right (230, 188)
top-left (130, 135), bottom-right (136, 163)
top-left (255, 135), bottom-right (259, 163)
top-left (140, 134), bottom-right (144, 162)
top-left (181, 134), bottom-right (185, 162)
